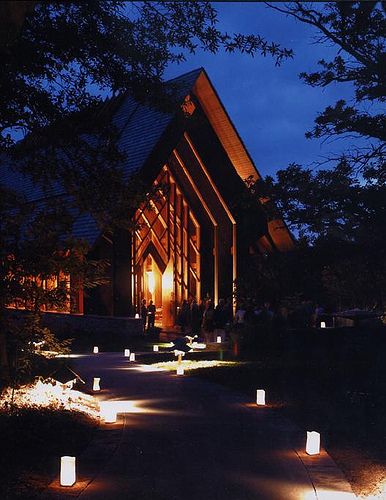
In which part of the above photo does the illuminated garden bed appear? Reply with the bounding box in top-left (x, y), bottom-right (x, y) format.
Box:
top-left (0, 379), bottom-right (99, 418)
top-left (0, 379), bottom-right (99, 498)
top-left (150, 359), bottom-right (245, 372)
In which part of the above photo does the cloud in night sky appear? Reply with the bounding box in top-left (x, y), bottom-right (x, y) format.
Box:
top-left (164, 2), bottom-right (357, 178)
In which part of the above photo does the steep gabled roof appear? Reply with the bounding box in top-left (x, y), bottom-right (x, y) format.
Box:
top-left (1, 67), bottom-right (293, 250)
top-left (190, 69), bottom-right (293, 251)
top-left (113, 68), bottom-right (203, 180)
top-left (0, 70), bottom-right (202, 245)
top-left (192, 69), bottom-right (260, 182)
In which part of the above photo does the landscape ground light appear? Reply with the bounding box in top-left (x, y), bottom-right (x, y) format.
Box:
top-left (306, 431), bottom-right (320, 455)
top-left (60, 456), bottom-right (76, 487)
top-left (256, 389), bottom-right (266, 405)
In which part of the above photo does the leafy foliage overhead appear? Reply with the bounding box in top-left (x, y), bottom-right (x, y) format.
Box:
top-left (0, 1), bottom-right (292, 151)
top-left (267, 1), bottom-right (385, 181)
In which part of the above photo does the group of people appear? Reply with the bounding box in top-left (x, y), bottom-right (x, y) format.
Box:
top-left (232, 299), bottom-right (329, 331)
top-left (138, 295), bottom-right (329, 338)
top-left (140, 299), bottom-right (156, 333)
top-left (177, 297), bottom-right (233, 342)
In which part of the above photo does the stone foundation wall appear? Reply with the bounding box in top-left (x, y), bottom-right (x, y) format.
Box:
top-left (6, 309), bottom-right (143, 338)
top-left (41, 312), bottom-right (143, 337)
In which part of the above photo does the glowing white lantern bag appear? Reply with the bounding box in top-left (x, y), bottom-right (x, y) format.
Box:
top-left (256, 389), bottom-right (266, 406)
top-left (306, 431), bottom-right (320, 455)
top-left (93, 377), bottom-right (101, 391)
top-left (100, 403), bottom-right (117, 423)
top-left (60, 456), bottom-right (76, 486)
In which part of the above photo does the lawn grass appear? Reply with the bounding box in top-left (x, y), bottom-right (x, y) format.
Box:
top-left (189, 327), bottom-right (386, 498)
top-left (0, 407), bottom-right (98, 499)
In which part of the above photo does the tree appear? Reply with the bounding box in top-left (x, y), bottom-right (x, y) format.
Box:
top-left (0, 1), bottom-right (293, 386)
top-left (267, 1), bottom-right (385, 181)
top-left (240, 2), bottom-right (386, 310)
top-left (1, 2), bottom-right (291, 146)
top-left (264, 164), bottom-right (386, 308)
top-left (0, 186), bottom-right (111, 387)
top-left (1, 1), bottom-right (292, 222)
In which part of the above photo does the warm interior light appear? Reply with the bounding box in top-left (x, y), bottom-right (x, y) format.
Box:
top-left (176, 366), bottom-right (184, 376)
top-left (93, 378), bottom-right (100, 391)
top-left (256, 389), bottom-right (266, 405)
top-left (147, 271), bottom-right (155, 295)
top-left (129, 352), bottom-right (135, 362)
top-left (306, 431), bottom-right (320, 455)
top-left (153, 345), bottom-right (159, 352)
top-left (93, 346), bottom-right (99, 354)
top-left (162, 267), bottom-right (173, 291)
top-left (320, 321), bottom-right (326, 328)
top-left (124, 349), bottom-right (130, 357)
top-left (216, 336), bottom-right (222, 343)
top-left (60, 456), bottom-right (76, 487)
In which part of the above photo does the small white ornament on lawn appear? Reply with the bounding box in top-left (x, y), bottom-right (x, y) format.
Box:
top-left (176, 366), bottom-right (184, 376)
top-left (124, 349), bottom-right (130, 357)
top-left (129, 352), bottom-right (135, 362)
top-left (320, 322), bottom-right (326, 328)
top-left (153, 345), bottom-right (159, 352)
top-left (93, 346), bottom-right (99, 354)
top-left (216, 336), bottom-right (222, 343)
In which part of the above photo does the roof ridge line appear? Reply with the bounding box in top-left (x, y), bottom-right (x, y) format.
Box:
top-left (165, 67), bottom-right (204, 84)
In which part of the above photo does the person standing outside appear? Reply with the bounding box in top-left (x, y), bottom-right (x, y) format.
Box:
top-left (190, 299), bottom-right (202, 337)
top-left (147, 300), bottom-right (156, 332)
top-left (140, 299), bottom-right (147, 334)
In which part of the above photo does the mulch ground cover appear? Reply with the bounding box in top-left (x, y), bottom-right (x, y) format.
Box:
top-left (0, 407), bottom-right (98, 499)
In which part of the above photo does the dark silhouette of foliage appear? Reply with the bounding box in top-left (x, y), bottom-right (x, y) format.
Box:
top-left (267, 1), bottom-right (385, 181)
top-left (238, 2), bottom-right (386, 311)
top-left (0, 1), bottom-right (292, 386)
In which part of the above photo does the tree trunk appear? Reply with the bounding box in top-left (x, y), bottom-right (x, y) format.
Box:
top-left (0, 327), bottom-right (10, 390)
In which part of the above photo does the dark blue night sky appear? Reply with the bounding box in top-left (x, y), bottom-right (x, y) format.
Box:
top-left (165, 2), bottom-right (355, 178)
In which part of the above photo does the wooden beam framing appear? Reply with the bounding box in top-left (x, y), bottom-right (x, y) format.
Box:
top-left (173, 149), bottom-right (219, 304)
top-left (184, 132), bottom-right (237, 309)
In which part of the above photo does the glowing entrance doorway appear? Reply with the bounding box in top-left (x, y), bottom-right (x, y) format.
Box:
top-left (143, 255), bottom-right (162, 326)
top-left (133, 165), bottom-right (201, 328)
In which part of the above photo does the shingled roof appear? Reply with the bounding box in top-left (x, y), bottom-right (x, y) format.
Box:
top-left (1, 67), bottom-right (293, 251)
top-left (1, 69), bottom-right (203, 245)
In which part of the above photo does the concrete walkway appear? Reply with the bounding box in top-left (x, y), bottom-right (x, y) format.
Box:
top-left (45, 353), bottom-right (356, 500)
